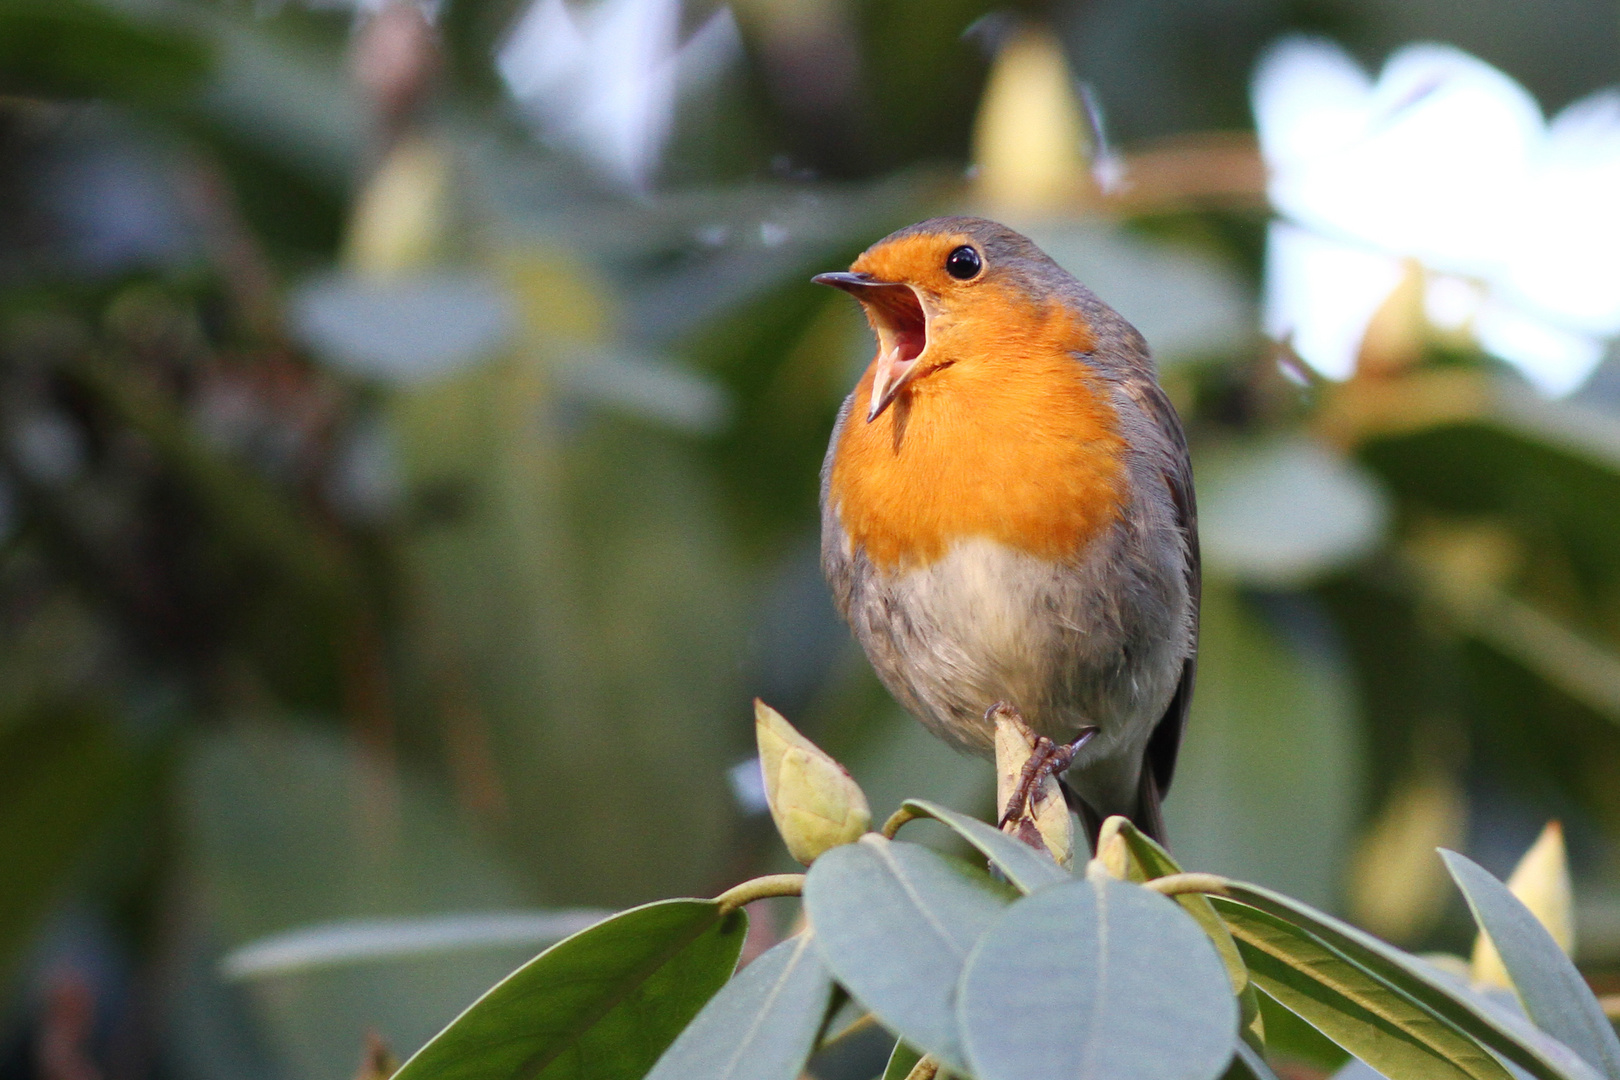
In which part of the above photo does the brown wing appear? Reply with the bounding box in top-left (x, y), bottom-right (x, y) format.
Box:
top-left (1132, 375), bottom-right (1200, 800)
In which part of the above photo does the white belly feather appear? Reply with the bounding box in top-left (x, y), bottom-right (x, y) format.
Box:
top-left (836, 531), bottom-right (1188, 814)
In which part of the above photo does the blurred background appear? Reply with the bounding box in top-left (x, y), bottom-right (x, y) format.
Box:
top-left (1, 0), bottom-right (1619, 1077)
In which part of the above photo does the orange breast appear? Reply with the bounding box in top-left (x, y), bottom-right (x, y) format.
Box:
top-left (827, 302), bottom-right (1127, 572)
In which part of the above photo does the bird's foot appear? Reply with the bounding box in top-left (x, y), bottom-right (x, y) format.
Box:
top-left (996, 724), bottom-right (1099, 831)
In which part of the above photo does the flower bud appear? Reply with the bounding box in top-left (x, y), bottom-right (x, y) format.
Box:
top-left (971, 26), bottom-right (1092, 215)
top-left (1471, 820), bottom-right (1573, 988)
top-left (1089, 816), bottom-right (1131, 880)
top-left (345, 135), bottom-right (452, 277)
top-left (754, 700), bottom-right (871, 865)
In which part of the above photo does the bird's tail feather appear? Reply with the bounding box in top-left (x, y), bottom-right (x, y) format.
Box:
top-left (1134, 767), bottom-right (1169, 848)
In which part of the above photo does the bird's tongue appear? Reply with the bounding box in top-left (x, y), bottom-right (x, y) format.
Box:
top-left (872, 287), bottom-right (926, 373)
top-left (887, 322), bottom-right (926, 366)
top-left (870, 287), bottom-right (926, 358)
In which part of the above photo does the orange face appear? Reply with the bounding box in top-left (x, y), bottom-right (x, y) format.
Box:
top-left (820, 229), bottom-right (1128, 573)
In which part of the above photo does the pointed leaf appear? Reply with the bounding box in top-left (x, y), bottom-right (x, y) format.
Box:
top-left (222, 911), bottom-right (611, 978)
top-left (958, 876), bottom-right (1237, 1080)
top-left (646, 933), bottom-right (833, 1080)
top-left (1442, 850), bottom-right (1620, 1080)
top-left (1213, 881), bottom-right (1601, 1080)
top-left (899, 799), bottom-right (1068, 893)
top-left (803, 835), bottom-right (1015, 1073)
top-left (1211, 896), bottom-right (1511, 1080)
top-left (392, 899), bottom-right (746, 1080)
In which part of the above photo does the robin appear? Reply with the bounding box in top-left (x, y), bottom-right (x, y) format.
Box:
top-left (814, 216), bottom-right (1198, 846)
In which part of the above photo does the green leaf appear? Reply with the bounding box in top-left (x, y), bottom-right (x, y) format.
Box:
top-left (899, 799), bottom-right (1068, 893)
top-left (1210, 896), bottom-right (1511, 1080)
top-left (1255, 987), bottom-right (1350, 1071)
top-left (957, 876), bottom-right (1237, 1080)
top-left (221, 911), bottom-right (612, 979)
top-left (803, 835), bottom-right (1015, 1074)
top-left (881, 1042), bottom-right (923, 1080)
top-left (1442, 850), bottom-right (1620, 1080)
top-left (646, 933), bottom-right (834, 1080)
top-left (391, 898), bottom-right (746, 1080)
top-left (1110, 818), bottom-right (1182, 880)
top-left (1213, 881), bottom-right (1601, 1080)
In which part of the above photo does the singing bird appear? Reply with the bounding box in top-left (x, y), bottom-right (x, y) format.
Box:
top-left (815, 217), bottom-right (1198, 844)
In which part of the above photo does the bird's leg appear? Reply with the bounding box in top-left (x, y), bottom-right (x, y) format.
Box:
top-left (999, 740), bottom-right (1062, 829)
top-left (997, 725), bottom-right (1099, 830)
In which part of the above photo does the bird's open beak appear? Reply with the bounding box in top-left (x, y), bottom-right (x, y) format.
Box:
top-left (813, 272), bottom-right (930, 422)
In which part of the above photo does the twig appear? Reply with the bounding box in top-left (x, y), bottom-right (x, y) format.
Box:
top-left (1142, 873), bottom-right (1230, 897)
top-left (715, 874), bottom-right (805, 915)
top-left (881, 806), bottom-right (922, 839)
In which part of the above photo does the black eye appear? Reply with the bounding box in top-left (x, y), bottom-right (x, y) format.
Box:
top-left (945, 245), bottom-right (982, 280)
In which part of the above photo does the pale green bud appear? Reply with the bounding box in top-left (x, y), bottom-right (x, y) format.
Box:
top-left (755, 699), bottom-right (871, 865)
top-left (345, 135), bottom-right (452, 277)
top-left (1088, 816), bottom-right (1131, 880)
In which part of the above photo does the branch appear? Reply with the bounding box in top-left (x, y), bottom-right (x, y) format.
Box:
top-left (715, 874), bottom-right (805, 914)
top-left (1142, 873), bottom-right (1231, 897)
top-left (881, 806), bottom-right (922, 839)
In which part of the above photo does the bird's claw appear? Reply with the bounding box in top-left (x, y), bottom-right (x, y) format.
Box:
top-left (996, 726), bottom-right (1099, 830)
